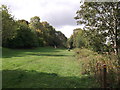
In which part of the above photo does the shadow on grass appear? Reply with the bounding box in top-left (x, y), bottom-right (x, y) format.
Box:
top-left (2, 69), bottom-right (98, 88)
top-left (28, 54), bottom-right (71, 57)
top-left (2, 47), bottom-right (63, 58)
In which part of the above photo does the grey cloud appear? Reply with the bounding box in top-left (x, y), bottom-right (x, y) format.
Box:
top-left (40, 1), bottom-right (80, 28)
top-left (42, 11), bottom-right (77, 28)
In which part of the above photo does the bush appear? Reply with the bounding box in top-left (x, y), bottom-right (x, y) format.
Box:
top-left (74, 48), bottom-right (120, 88)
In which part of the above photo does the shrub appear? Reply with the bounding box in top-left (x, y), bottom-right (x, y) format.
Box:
top-left (74, 48), bottom-right (120, 88)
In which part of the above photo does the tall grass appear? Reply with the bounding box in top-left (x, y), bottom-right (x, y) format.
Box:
top-left (74, 48), bottom-right (120, 88)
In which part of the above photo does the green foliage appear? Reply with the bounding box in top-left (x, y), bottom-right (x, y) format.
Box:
top-left (41, 22), bottom-right (67, 47)
top-left (1, 5), bottom-right (17, 47)
top-left (84, 30), bottom-right (106, 52)
top-left (73, 28), bottom-right (86, 48)
top-left (54, 31), bottom-right (67, 47)
top-left (8, 23), bottom-right (39, 48)
top-left (38, 37), bottom-right (44, 47)
top-left (1, 5), bottom-right (67, 48)
top-left (29, 16), bottom-right (42, 30)
top-left (75, 2), bottom-right (120, 54)
top-left (67, 28), bottom-right (87, 49)
top-left (29, 17), bottom-right (67, 48)
top-left (67, 35), bottom-right (73, 49)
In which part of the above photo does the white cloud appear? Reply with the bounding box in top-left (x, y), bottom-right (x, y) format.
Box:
top-left (0, 0), bottom-right (82, 38)
top-left (57, 25), bottom-right (84, 38)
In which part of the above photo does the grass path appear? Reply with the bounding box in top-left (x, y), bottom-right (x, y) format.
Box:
top-left (2, 47), bottom-right (97, 88)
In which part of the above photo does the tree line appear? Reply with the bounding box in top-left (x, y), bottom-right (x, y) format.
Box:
top-left (1, 5), bottom-right (67, 48)
top-left (68, 2), bottom-right (120, 55)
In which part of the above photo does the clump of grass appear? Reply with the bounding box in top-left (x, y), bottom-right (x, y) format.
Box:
top-left (74, 48), bottom-right (120, 88)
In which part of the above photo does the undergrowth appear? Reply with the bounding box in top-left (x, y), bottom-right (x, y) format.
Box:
top-left (74, 48), bottom-right (120, 88)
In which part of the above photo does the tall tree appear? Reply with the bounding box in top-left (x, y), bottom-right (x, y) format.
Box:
top-left (29, 16), bottom-right (43, 31)
top-left (55, 31), bottom-right (67, 47)
top-left (67, 35), bottom-right (73, 49)
top-left (72, 28), bottom-right (86, 48)
top-left (75, 2), bottom-right (120, 54)
top-left (8, 20), bottom-right (39, 48)
top-left (1, 5), bottom-right (17, 47)
top-left (29, 16), bottom-right (44, 46)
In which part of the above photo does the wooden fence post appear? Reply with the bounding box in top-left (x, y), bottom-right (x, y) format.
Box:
top-left (103, 64), bottom-right (107, 88)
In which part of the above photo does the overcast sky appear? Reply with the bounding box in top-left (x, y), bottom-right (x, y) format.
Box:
top-left (0, 0), bottom-right (83, 38)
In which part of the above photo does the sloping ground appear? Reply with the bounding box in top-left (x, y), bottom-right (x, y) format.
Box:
top-left (2, 47), bottom-right (97, 88)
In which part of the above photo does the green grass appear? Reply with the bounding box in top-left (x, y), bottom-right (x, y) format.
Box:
top-left (2, 47), bottom-right (97, 88)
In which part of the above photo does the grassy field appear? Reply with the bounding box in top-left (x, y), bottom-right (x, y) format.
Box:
top-left (2, 47), bottom-right (97, 88)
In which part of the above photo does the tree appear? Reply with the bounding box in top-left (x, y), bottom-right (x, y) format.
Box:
top-left (29, 16), bottom-right (43, 31)
top-left (8, 21), bottom-right (39, 48)
top-left (1, 5), bottom-right (17, 47)
top-left (68, 28), bottom-right (88, 49)
top-left (72, 28), bottom-right (86, 48)
top-left (55, 31), bottom-right (67, 47)
top-left (18, 19), bottom-right (29, 25)
top-left (67, 35), bottom-right (73, 49)
top-left (1, 4), bottom-right (67, 48)
top-left (29, 16), bottom-right (44, 46)
top-left (75, 2), bottom-right (120, 54)
top-left (42, 21), bottom-right (67, 47)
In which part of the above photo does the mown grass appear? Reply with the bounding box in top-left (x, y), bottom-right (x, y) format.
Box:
top-left (2, 47), bottom-right (98, 88)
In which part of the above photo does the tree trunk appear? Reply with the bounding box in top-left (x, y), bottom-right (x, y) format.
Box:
top-left (113, 3), bottom-right (118, 55)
